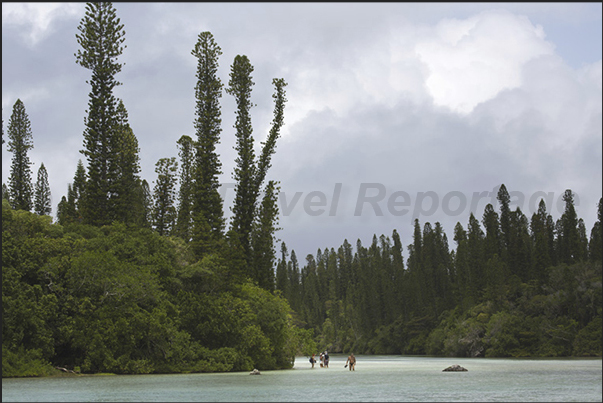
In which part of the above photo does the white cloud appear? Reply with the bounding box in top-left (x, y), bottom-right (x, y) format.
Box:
top-left (414, 9), bottom-right (556, 114)
top-left (282, 9), bottom-right (563, 136)
top-left (2, 3), bottom-right (83, 46)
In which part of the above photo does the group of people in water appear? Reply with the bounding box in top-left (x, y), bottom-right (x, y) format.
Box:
top-left (309, 351), bottom-right (328, 368)
top-left (309, 351), bottom-right (356, 371)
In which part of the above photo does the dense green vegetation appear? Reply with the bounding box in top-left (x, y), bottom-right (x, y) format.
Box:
top-left (2, 200), bottom-right (316, 377)
top-left (276, 187), bottom-right (602, 358)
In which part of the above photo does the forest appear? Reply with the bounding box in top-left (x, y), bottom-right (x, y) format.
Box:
top-left (3, 2), bottom-right (601, 378)
top-left (275, 186), bottom-right (601, 358)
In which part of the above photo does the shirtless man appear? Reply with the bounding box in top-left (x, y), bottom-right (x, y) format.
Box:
top-left (345, 353), bottom-right (356, 371)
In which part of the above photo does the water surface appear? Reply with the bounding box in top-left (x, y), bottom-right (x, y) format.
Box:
top-left (2, 355), bottom-right (601, 402)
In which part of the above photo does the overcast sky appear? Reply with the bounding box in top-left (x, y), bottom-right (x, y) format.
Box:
top-left (3, 3), bottom-right (602, 260)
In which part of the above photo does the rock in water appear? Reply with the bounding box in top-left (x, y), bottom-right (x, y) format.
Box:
top-left (250, 368), bottom-right (261, 375)
top-left (443, 364), bottom-right (468, 372)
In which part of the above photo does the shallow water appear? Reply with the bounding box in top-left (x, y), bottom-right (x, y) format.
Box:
top-left (2, 355), bottom-right (601, 402)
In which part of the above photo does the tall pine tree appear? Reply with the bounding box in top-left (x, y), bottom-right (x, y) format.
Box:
top-left (482, 203), bottom-right (501, 261)
top-left (175, 135), bottom-right (196, 242)
top-left (251, 180), bottom-right (281, 290)
top-left (139, 179), bottom-right (153, 229)
top-left (7, 99), bottom-right (34, 212)
top-left (111, 99), bottom-right (142, 225)
top-left (190, 31), bottom-right (225, 256)
top-left (497, 184), bottom-right (511, 262)
top-left (275, 242), bottom-right (289, 296)
top-left (72, 160), bottom-right (86, 221)
top-left (227, 55), bottom-right (257, 261)
top-left (227, 55), bottom-right (287, 285)
top-left (152, 157), bottom-right (178, 236)
top-left (530, 199), bottom-right (553, 284)
top-left (557, 189), bottom-right (581, 264)
top-left (57, 184), bottom-right (77, 225)
top-left (75, 2), bottom-right (126, 226)
top-left (34, 162), bottom-right (52, 216)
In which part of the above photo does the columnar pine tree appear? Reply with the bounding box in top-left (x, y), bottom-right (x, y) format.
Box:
top-left (251, 180), bottom-right (281, 290)
top-left (255, 79), bottom-right (287, 192)
top-left (249, 78), bottom-right (287, 289)
top-left (530, 199), bottom-right (552, 284)
top-left (557, 189), bottom-right (581, 264)
top-left (75, 2), bottom-right (126, 226)
top-left (453, 221), bottom-right (472, 308)
top-left (433, 222), bottom-right (453, 313)
top-left (509, 207), bottom-right (532, 281)
top-left (497, 184), bottom-right (511, 261)
top-left (227, 55), bottom-right (257, 261)
top-left (72, 159), bottom-right (86, 220)
top-left (390, 229), bottom-right (406, 320)
top-left (152, 157), bottom-right (178, 236)
top-left (546, 214), bottom-right (557, 266)
top-left (56, 195), bottom-right (69, 225)
top-left (190, 31), bottom-right (225, 257)
top-left (420, 222), bottom-right (451, 318)
top-left (111, 99), bottom-right (142, 225)
top-left (406, 219), bottom-right (423, 315)
top-left (227, 55), bottom-right (287, 284)
top-left (57, 161), bottom-right (86, 225)
top-left (337, 239), bottom-right (354, 303)
top-left (300, 253), bottom-right (323, 328)
top-left (56, 184), bottom-right (77, 225)
top-left (482, 203), bottom-right (501, 261)
top-left (274, 242), bottom-right (292, 301)
top-left (287, 249), bottom-right (301, 312)
top-left (7, 99), bottom-right (34, 212)
top-left (578, 218), bottom-right (589, 262)
top-left (139, 179), bottom-right (153, 229)
top-left (377, 234), bottom-right (395, 325)
top-left (175, 135), bottom-right (195, 242)
top-left (466, 213), bottom-right (485, 302)
top-left (275, 242), bottom-right (289, 296)
top-left (34, 163), bottom-right (52, 216)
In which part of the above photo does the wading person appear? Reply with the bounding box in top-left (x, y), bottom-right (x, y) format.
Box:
top-left (345, 353), bottom-right (356, 371)
top-left (310, 354), bottom-right (317, 368)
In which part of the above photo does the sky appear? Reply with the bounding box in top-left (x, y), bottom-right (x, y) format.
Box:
top-left (2, 2), bottom-right (602, 261)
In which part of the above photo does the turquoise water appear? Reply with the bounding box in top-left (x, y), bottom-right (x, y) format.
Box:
top-left (2, 356), bottom-right (601, 402)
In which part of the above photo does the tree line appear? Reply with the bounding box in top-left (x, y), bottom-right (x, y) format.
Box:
top-left (275, 184), bottom-right (601, 357)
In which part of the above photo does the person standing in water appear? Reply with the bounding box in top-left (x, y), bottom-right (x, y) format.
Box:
top-left (310, 354), bottom-right (317, 369)
top-left (323, 350), bottom-right (329, 368)
top-left (345, 353), bottom-right (356, 371)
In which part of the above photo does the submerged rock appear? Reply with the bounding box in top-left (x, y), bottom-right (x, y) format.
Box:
top-left (443, 364), bottom-right (468, 372)
top-left (250, 368), bottom-right (261, 375)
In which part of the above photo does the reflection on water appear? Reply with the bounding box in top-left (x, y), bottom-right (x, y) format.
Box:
top-left (2, 356), bottom-right (602, 402)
